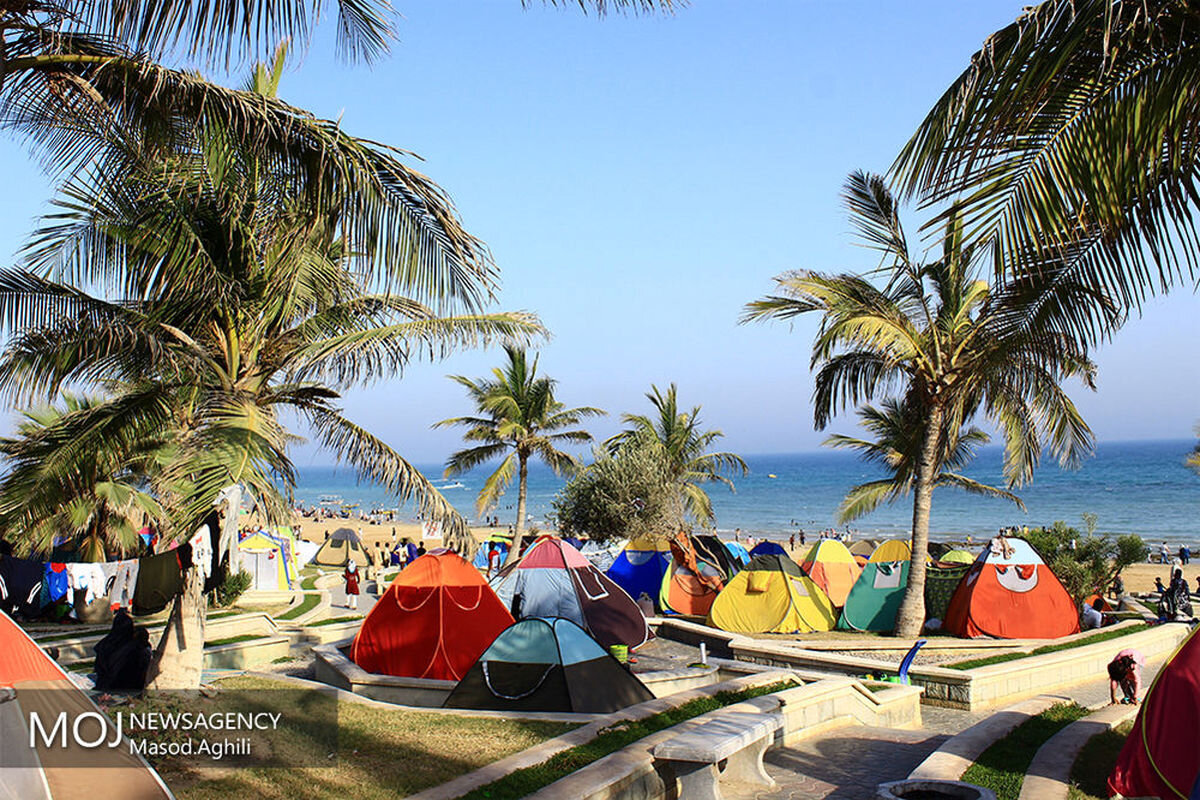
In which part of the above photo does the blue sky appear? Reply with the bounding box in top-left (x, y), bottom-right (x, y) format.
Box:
top-left (1, 1), bottom-right (1196, 464)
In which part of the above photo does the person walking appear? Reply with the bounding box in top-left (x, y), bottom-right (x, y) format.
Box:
top-left (344, 559), bottom-right (360, 611)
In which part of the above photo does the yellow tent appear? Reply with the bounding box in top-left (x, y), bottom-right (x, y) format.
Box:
top-left (239, 529), bottom-right (300, 590)
top-left (799, 539), bottom-right (861, 607)
top-left (708, 554), bottom-right (837, 634)
top-left (869, 539), bottom-right (912, 563)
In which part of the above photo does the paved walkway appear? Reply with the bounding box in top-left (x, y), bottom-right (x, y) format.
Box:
top-left (724, 665), bottom-right (1163, 800)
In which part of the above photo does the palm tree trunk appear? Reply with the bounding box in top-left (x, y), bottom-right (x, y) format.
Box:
top-left (504, 454), bottom-right (529, 567)
top-left (894, 404), bottom-right (943, 638)
top-left (145, 563), bottom-right (206, 691)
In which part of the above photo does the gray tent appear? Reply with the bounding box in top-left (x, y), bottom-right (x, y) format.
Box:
top-left (312, 527), bottom-right (375, 568)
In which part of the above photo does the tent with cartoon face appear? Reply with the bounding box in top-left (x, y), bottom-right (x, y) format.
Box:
top-left (837, 539), bottom-right (911, 632)
top-left (943, 537), bottom-right (1079, 639)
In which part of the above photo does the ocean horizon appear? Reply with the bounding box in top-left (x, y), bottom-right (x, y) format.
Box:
top-left (292, 438), bottom-right (1200, 546)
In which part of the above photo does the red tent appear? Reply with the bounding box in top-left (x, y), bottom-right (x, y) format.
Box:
top-left (0, 608), bottom-right (172, 798)
top-left (1108, 626), bottom-right (1200, 799)
top-left (943, 537), bottom-right (1079, 639)
top-left (351, 551), bottom-right (513, 680)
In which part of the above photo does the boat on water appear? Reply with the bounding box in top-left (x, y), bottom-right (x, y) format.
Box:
top-left (437, 481), bottom-right (467, 489)
top-left (318, 495), bottom-right (343, 506)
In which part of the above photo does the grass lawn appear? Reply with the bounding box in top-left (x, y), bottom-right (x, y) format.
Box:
top-left (962, 703), bottom-right (1090, 800)
top-left (308, 615), bottom-right (363, 627)
top-left (136, 676), bottom-right (575, 800)
top-left (1067, 720), bottom-right (1133, 800)
top-left (460, 681), bottom-right (796, 800)
top-left (946, 624), bottom-right (1150, 670)
top-left (205, 634), bottom-right (264, 647)
top-left (300, 571), bottom-right (321, 590)
top-left (276, 594), bottom-right (321, 621)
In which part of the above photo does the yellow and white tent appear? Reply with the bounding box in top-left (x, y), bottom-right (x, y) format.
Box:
top-left (238, 529), bottom-right (300, 590)
top-left (707, 554), bottom-right (837, 634)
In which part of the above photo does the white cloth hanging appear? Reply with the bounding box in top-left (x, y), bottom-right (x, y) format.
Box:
top-left (189, 524), bottom-right (213, 580)
top-left (65, 562), bottom-right (108, 605)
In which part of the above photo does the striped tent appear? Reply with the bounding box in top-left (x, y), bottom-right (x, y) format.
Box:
top-left (0, 608), bottom-right (173, 799)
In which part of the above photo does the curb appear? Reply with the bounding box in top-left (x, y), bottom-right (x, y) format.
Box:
top-left (1017, 703), bottom-right (1138, 800)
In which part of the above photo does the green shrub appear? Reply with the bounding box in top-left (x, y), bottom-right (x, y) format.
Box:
top-left (212, 569), bottom-right (253, 607)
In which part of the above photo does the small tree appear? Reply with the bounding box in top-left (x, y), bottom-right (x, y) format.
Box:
top-left (1024, 523), bottom-right (1147, 606)
top-left (552, 437), bottom-right (684, 544)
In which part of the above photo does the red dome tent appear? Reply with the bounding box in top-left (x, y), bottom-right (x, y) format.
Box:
top-left (351, 551), bottom-right (513, 681)
top-left (943, 536), bottom-right (1079, 639)
top-left (1108, 625), bottom-right (1200, 800)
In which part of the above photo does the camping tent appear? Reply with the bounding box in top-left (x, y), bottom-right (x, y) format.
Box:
top-left (748, 541), bottom-right (788, 559)
top-left (694, 533), bottom-right (740, 579)
top-left (472, 539), bottom-right (509, 571)
top-left (312, 527), bottom-right (375, 569)
top-left (351, 551), bottom-right (513, 680)
top-left (708, 554), bottom-right (837, 634)
top-left (943, 537), bottom-right (1079, 639)
top-left (848, 540), bottom-right (879, 558)
top-left (924, 563), bottom-right (970, 623)
top-left (0, 608), bottom-right (173, 799)
top-left (799, 539), bottom-right (862, 607)
top-left (725, 541), bottom-right (751, 568)
top-left (940, 549), bottom-right (974, 565)
top-left (238, 529), bottom-right (299, 591)
top-left (1108, 625), bottom-right (1200, 800)
top-left (606, 536), bottom-right (671, 607)
top-left (659, 533), bottom-right (726, 616)
top-left (443, 617), bottom-right (655, 713)
top-left (491, 537), bottom-right (651, 650)
top-left (838, 540), bottom-right (911, 632)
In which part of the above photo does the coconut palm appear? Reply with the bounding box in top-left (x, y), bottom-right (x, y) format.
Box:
top-left (606, 383), bottom-right (747, 529)
top-left (0, 52), bottom-right (541, 687)
top-left (437, 347), bottom-right (604, 563)
top-left (893, 0), bottom-right (1200, 327)
top-left (0, 395), bottom-right (168, 561)
top-left (825, 398), bottom-right (1023, 523)
top-left (744, 171), bottom-right (1115, 636)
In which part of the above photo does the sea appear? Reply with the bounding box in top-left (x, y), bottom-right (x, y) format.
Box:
top-left (293, 439), bottom-right (1200, 546)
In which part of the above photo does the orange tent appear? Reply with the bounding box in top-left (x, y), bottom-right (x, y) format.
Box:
top-left (799, 539), bottom-right (861, 607)
top-left (943, 537), bottom-right (1079, 639)
top-left (351, 551), bottom-right (513, 680)
top-left (0, 608), bottom-right (172, 799)
top-left (659, 532), bottom-right (726, 616)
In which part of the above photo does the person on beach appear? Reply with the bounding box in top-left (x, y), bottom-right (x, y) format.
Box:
top-left (487, 544), bottom-right (501, 578)
top-left (1081, 597), bottom-right (1105, 630)
top-left (1108, 649), bottom-right (1145, 704)
top-left (1167, 569), bottom-right (1192, 618)
top-left (1109, 574), bottom-right (1124, 599)
top-left (1160, 541), bottom-right (1171, 564)
top-left (789, 534), bottom-right (796, 550)
top-left (344, 559), bottom-right (360, 610)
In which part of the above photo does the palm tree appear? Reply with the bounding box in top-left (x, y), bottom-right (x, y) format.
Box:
top-left (744, 171), bottom-right (1115, 636)
top-left (437, 347), bottom-right (604, 563)
top-left (893, 0), bottom-right (1200, 328)
top-left (606, 383), bottom-right (747, 529)
top-left (0, 395), bottom-right (168, 561)
top-left (0, 52), bottom-right (541, 687)
top-left (825, 398), bottom-right (1023, 524)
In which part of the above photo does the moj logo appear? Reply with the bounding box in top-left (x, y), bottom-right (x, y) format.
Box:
top-left (29, 711), bottom-right (122, 749)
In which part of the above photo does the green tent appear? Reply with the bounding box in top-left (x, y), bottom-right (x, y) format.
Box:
top-left (925, 564), bottom-right (970, 622)
top-left (837, 540), bottom-right (911, 633)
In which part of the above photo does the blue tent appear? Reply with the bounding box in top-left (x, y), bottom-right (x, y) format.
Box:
top-left (606, 537), bottom-right (670, 608)
top-left (724, 541), bottom-right (750, 568)
top-left (473, 540), bottom-right (509, 570)
top-left (749, 540), bottom-right (788, 559)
